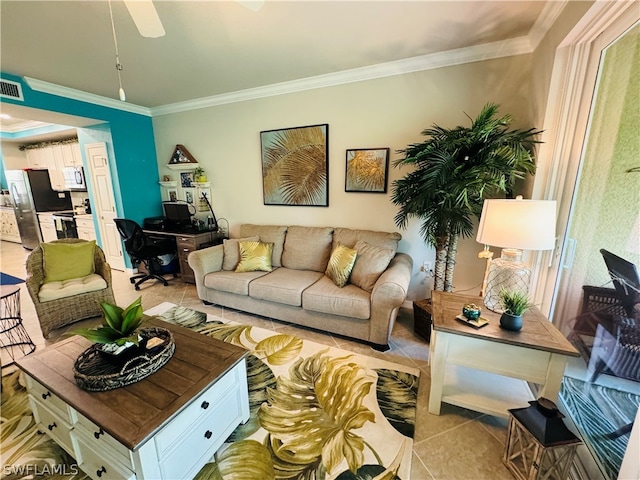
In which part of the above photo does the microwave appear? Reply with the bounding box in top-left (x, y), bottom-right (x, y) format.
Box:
top-left (63, 166), bottom-right (87, 191)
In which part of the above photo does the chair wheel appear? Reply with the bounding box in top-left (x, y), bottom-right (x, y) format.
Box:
top-left (130, 278), bottom-right (135, 284)
top-left (135, 285), bottom-right (141, 291)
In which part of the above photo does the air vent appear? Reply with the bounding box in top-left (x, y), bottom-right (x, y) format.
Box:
top-left (0, 79), bottom-right (24, 101)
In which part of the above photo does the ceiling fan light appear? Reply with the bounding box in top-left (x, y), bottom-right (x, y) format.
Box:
top-left (118, 87), bottom-right (126, 102)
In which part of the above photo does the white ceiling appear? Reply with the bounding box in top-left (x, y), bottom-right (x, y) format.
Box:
top-left (0, 0), bottom-right (557, 139)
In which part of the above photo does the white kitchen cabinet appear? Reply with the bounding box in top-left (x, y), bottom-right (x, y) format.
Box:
top-left (24, 143), bottom-right (81, 190)
top-left (0, 207), bottom-right (21, 243)
top-left (37, 213), bottom-right (58, 243)
top-left (26, 148), bottom-right (46, 168)
top-left (75, 216), bottom-right (96, 241)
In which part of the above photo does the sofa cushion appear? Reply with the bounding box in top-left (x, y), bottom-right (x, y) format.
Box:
top-left (325, 243), bottom-right (357, 288)
top-left (42, 240), bottom-right (96, 283)
top-left (38, 273), bottom-right (107, 302)
top-left (249, 268), bottom-right (323, 306)
top-left (303, 276), bottom-right (370, 319)
top-left (350, 240), bottom-right (396, 293)
top-left (281, 226), bottom-right (334, 272)
top-left (236, 241), bottom-right (274, 273)
top-left (333, 228), bottom-right (401, 251)
top-left (204, 270), bottom-right (271, 296)
top-left (239, 225), bottom-right (288, 267)
top-left (222, 236), bottom-right (260, 271)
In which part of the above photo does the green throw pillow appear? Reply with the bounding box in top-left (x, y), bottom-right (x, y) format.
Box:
top-left (42, 240), bottom-right (96, 283)
top-left (235, 241), bottom-right (274, 273)
top-left (325, 243), bottom-right (357, 288)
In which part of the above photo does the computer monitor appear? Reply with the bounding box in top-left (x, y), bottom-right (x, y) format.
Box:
top-left (163, 202), bottom-right (192, 229)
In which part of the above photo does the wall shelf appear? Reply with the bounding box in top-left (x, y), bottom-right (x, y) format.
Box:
top-left (166, 163), bottom-right (197, 171)
top-left (159, 181), bottom-right (178, 188)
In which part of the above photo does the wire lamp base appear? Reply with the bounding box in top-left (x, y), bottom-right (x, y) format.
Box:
top-left (484, 249), bottom-right (531, 312)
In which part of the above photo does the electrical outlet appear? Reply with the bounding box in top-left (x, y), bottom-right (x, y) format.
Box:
top-left (423, 261), bottom-right (432, 272)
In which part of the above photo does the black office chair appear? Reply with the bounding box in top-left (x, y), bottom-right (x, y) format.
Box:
top-left (114, 218), bottom-right (177, 290)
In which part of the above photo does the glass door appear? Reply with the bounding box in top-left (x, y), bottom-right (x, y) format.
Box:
top-left (553, 23), bottom-right (639, 480)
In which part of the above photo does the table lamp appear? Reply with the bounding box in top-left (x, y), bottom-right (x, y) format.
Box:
top-left (476, 196), bottom-right (556, 312)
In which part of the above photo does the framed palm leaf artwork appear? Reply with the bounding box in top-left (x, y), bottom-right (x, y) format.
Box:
top-left (261, 124), bottom-right (329, 206)
top-left (345, 148), bottom-right (389, 193)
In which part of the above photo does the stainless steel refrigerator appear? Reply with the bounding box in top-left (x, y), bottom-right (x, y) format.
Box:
top-left (6, 169), bottom-right (73, 249)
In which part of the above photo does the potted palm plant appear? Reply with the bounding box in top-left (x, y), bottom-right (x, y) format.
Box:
top-left (69, 297), bottom-right (147, 355)
top-left (391, 103), bottom-right (541, 292)
top-left (498, 289), bottom-right (532, 331)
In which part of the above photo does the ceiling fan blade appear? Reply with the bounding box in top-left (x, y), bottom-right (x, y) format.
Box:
top-left (123, 0), bottom-right (165, 38)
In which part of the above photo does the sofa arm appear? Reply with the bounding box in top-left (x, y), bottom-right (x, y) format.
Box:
top-left (369, 253), bottom-right (413, 346)
top-left (188, 245), bottom-right (224, 298)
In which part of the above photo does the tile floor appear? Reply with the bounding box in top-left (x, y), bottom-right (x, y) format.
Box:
top-left (0, 240), bottom-right (517, 480)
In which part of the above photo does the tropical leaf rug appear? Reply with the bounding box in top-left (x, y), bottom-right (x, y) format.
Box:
top-left (1, 303), bottom-right (419, 480)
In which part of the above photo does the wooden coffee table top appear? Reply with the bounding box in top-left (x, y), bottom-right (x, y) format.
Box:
top-left (432, 291), bottom-right (579, 357)
top-left (16, 317), bottom-right (248, 450)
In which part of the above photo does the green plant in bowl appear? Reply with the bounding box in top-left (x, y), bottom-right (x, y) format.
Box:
top-left (69, 297), bottom-right (147, 346)
top-left (499, 289), bottom-right (531, 315)
top-left (498, 289), bottom-right (531, 331)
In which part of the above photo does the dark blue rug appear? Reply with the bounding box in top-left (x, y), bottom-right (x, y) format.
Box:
top-left (0, 272), bottom-right (24, 285)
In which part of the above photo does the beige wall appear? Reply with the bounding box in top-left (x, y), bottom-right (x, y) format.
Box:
top-left (2, 143), bottom-right (27, 170)
top-left (153, 6), bottom-right (588, 300)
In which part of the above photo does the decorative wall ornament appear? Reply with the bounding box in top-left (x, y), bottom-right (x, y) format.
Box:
top-left (260, 124), bottom-right (329, 206)
top-left (345, 148), bottom-right (389, 193)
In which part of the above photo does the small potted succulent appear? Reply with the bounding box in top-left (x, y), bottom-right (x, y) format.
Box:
top-left (498, 289), bottom-right (532, 331)
top-left (193, 166), bottom-right (207, 183)
top-left (69, 297), bottom-right (148, 356)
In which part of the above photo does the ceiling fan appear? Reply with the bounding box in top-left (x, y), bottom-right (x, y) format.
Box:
top-left (108, 0), bottom-right (264, 101)
top-left (122, 0), bottom-right (265, 38)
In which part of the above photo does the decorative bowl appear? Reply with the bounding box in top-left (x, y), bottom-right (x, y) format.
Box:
top-left (462, 303), bottom-right (482, 320)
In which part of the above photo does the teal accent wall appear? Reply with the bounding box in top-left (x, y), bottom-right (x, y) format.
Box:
top-left (0, 72), bottom-right (162, 224)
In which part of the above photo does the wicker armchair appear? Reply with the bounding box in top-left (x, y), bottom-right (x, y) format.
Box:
top-left (26, 239), bottom-right (115, 338)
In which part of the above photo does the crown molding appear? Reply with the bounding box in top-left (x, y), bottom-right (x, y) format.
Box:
top-left (24, 77), bottom-right (152, 117)
top-left (151, 36), bottom-right (532, 117)
top-left (528, 1), bottom-right (569, 50)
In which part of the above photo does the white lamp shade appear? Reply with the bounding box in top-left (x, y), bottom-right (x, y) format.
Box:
top-left (476, 197), bottom-right (557, 250)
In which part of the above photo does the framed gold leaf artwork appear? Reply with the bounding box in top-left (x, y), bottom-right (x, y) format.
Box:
top-left (260, 124), bottom-right (329, 206)
top-left (345, 148), bottom-right (389, 193)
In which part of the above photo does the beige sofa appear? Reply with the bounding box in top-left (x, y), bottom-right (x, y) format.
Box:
top-left (188, 224), bottom-right (413, 350)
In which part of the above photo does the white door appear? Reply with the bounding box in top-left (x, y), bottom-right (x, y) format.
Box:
top-left (84, 142), bottom-right (125, 271)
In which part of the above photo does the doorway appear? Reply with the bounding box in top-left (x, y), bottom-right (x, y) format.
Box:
top-left (545, 16), bottom-right (639, 480)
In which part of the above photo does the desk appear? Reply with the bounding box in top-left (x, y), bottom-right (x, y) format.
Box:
top-left (429, 291), bottom-right (579, 418)
top-left (144, 229), bottom-right (226, 283)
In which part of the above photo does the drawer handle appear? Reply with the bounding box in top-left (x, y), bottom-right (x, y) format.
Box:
top-left (94, 428), bottom-right (105, 439)
top-left (42, 391), bottom-right (52, 400)
top-left (96, 466), bottom-right (106, 477)
top-left (204, 430), bottom-right (212, 439)
top-left (47, 422), bottom-right (57, 431)
top-left (201, 401), bottom-right (210, 410)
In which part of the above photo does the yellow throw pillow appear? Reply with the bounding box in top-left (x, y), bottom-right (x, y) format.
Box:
top-left (235, 241), bottom-right (274, 273)
top-left (42, 240), bottom-right (96, 283)
top-left (325, 243), bottom-right (357, 288)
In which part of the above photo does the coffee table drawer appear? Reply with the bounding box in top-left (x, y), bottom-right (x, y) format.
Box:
top-left (24, 375), bottom-right (71, 421)
top-left (154, 363), bottom-right (240, 454)
top-left (72, 432), bottom-right (135, 480)
top-left (158, 388), bottom-right (246, 479)
top-left (73, 411), bottom-right (133, 469)
top-left (31, 399), bottom-right (74, 455)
